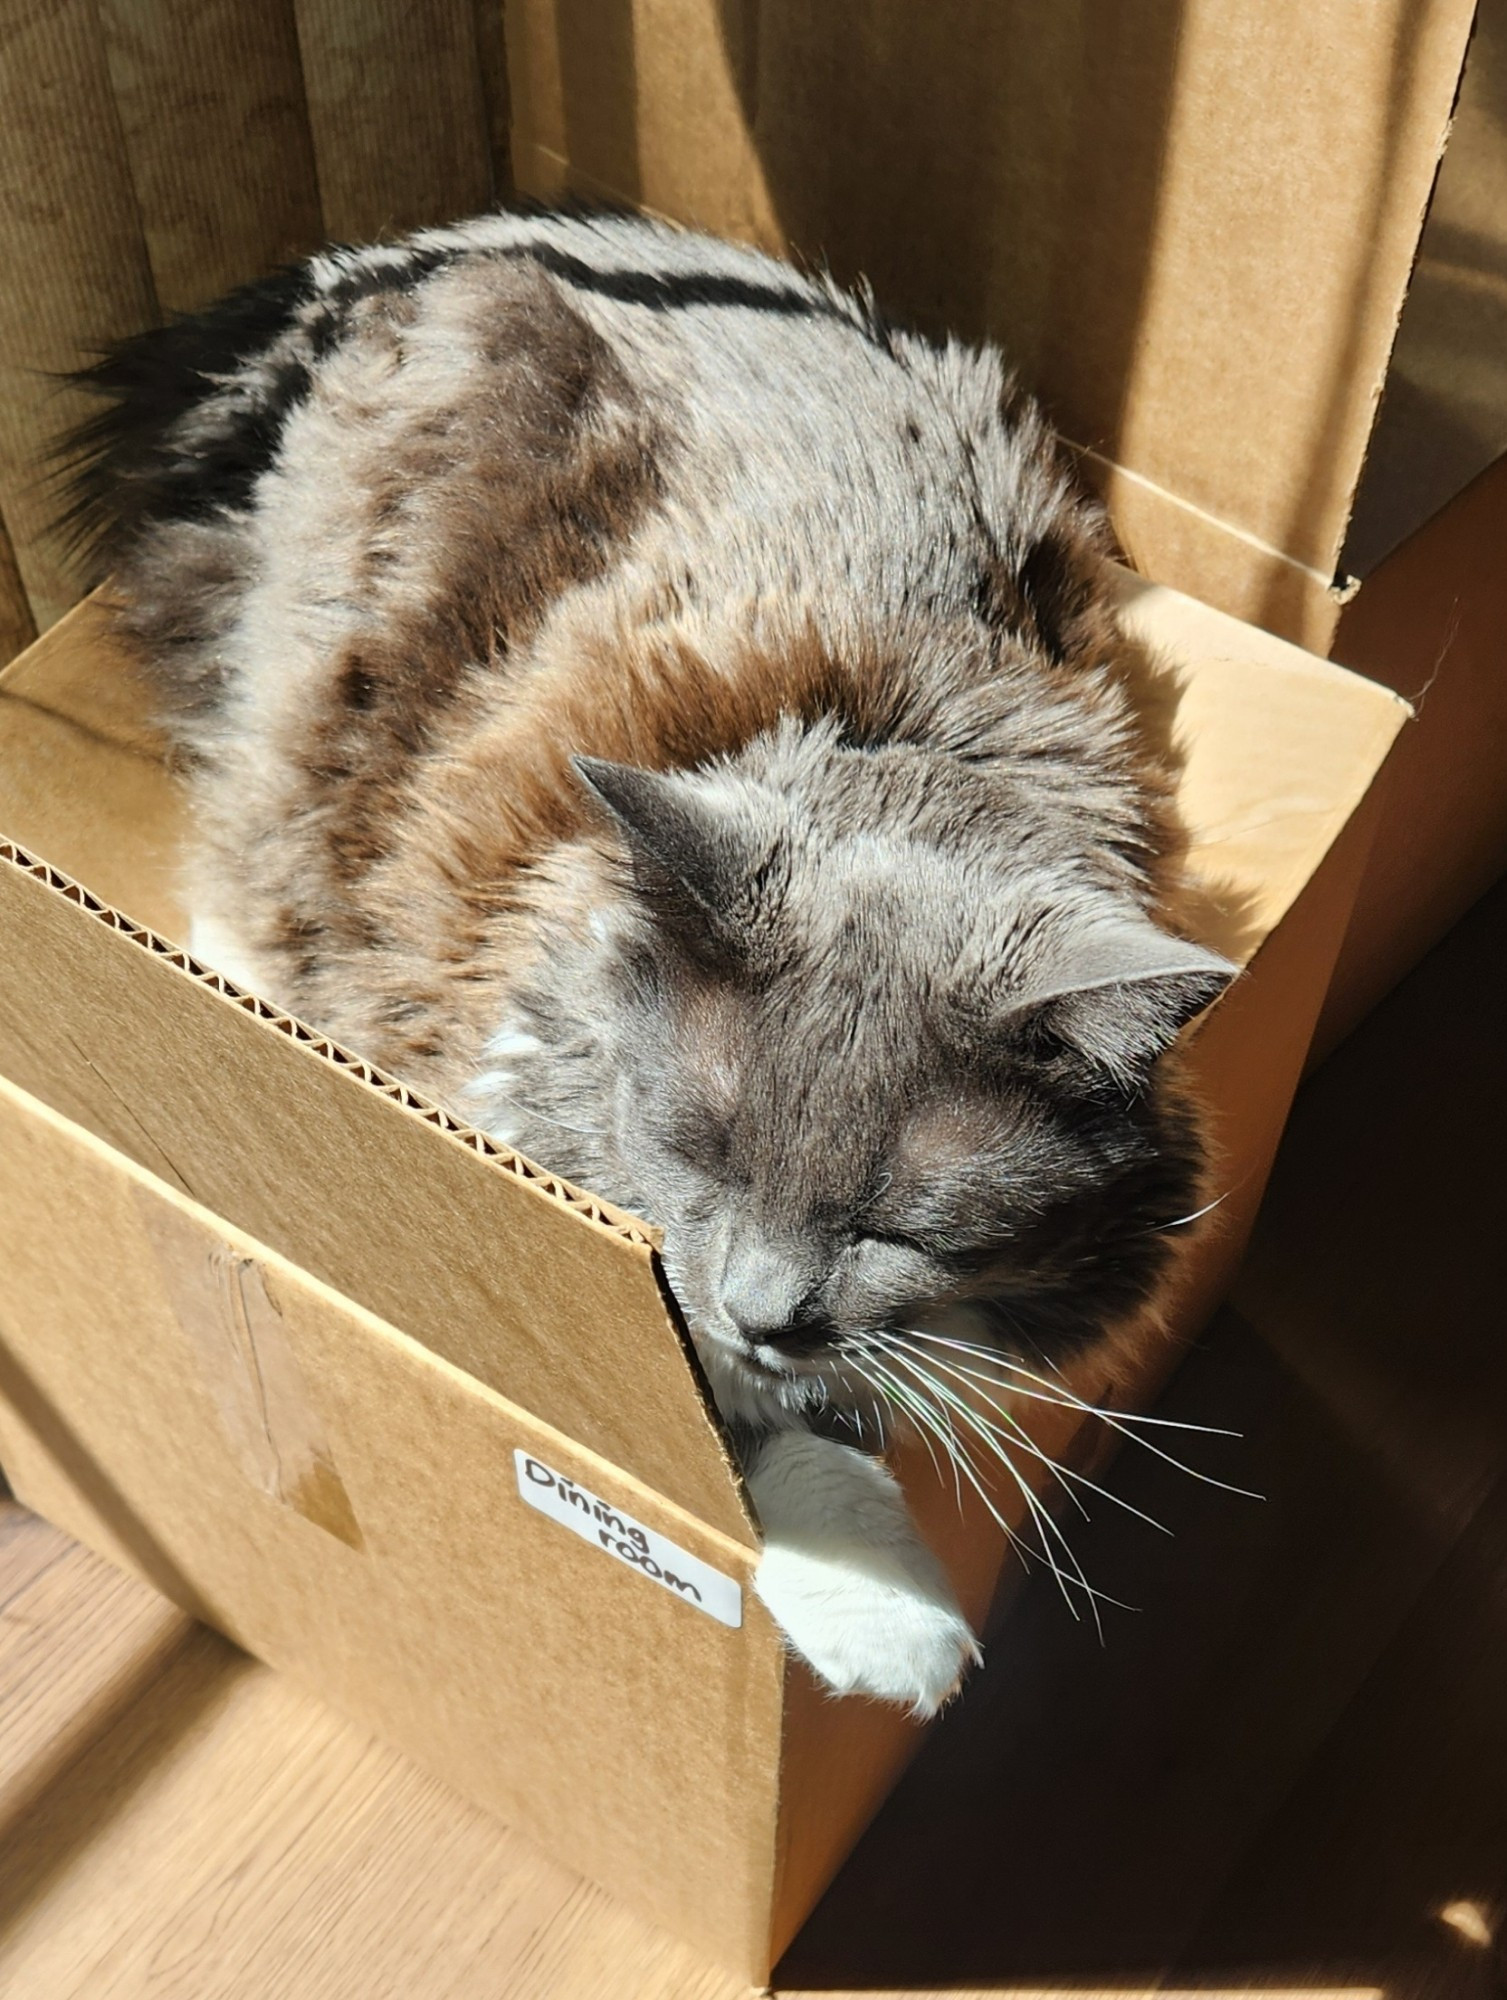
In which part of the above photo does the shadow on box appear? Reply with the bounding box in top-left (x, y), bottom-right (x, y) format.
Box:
top-left (549, 0), bottom-right (1183, 466)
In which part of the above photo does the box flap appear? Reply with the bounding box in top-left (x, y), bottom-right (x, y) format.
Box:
top-left (1344, 4), bottom-right (1507, 577)
top-left (0, 842), bottom-right (756, 1544)
top-left (0, 597), bottom-right (186, 933)
top-left (1105, 567), bottom-right (1411, 964)
top-left (504, 0), bottom-right (1474, 630)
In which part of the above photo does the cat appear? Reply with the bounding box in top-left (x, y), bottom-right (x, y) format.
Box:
top-left (61, 207), bottom-right (1234, 1715)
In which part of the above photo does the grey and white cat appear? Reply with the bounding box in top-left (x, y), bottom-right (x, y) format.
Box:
top-left (63, 208), bottom-right (1234, 1714)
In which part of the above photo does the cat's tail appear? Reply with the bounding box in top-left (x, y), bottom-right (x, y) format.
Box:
top-left (52, 261), bottom-right (324, 583)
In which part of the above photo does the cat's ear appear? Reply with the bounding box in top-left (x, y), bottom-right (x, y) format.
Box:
top-left (573, 756), bottom-right (765, 950)
top-left (1007, 915), bottom-right (1236, 1084)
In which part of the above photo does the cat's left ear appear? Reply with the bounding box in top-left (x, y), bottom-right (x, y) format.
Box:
top-left (1007, 915), bottom-right (1237, 1084)
top-left (573, 756), bottom-right (769, 954)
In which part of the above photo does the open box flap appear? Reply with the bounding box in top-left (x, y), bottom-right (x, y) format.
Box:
top-left (0, 844), bottom-right (756, 1544)
top-left (1343, 4), bottom-right (1507, 579)
top-left (1105, 567), bottom-right (1412, 964)
top-left (0, 598), bottom-right (187, 931)
top-left (502, 0), bottom-right (1476, 640)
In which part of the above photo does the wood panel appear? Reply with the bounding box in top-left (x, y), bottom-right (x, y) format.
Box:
top-left (97, 0), bottom-right (324, 312)
top-left (0, 1505), bottom-right (732, 2000)
top-left (295, 0), bottom-right (498, 241)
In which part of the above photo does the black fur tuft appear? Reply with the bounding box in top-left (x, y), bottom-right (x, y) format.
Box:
top-left (53, 263), bottom-right (318, 581)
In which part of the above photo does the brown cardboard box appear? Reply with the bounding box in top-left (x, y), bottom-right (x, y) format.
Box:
top-left (0, 575), bottom-right (1404, 1982)
top-left (1318, 448), bottom-right (1507, 1054)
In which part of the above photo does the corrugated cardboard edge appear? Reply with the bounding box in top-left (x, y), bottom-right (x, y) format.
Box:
top-left (0, 833), bottom-right (760, 1547)
top-left (0, 836), bottom-right (658, 1252)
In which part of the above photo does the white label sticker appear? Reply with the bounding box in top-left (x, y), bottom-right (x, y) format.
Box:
top-left (514, 1450), bottom-right (742, 1628)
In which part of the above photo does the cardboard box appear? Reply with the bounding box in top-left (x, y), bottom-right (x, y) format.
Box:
top-left (1315, 445), bottom-right (1507, 1056)
top-left (0, 575), bottom-right (1403, 1982)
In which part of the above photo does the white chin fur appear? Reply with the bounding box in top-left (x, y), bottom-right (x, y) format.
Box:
top-left (692, 1337), bottom-right (827, 1428)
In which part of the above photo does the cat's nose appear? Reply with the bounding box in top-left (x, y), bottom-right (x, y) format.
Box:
top-left (720, 1244), bottom-right (817, 1344)
top-left (727, 1302), bottom-right (836, 1355)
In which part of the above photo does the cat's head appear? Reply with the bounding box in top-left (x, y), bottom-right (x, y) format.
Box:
top-left (527, 740), bottom-right (1234, 1427)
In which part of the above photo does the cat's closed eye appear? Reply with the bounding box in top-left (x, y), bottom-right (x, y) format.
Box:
top-left (850, 1230), bottom-right (943, 1281)
top-left (662, 1109), bottom-right (733, 1174)
top-left (858, 1215), bottom-right (1003, 1271)
top-left (857, 1226), bottom-right (928, 1256)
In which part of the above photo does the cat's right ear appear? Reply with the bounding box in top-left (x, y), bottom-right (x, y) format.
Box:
top-left (1001, 913), bottom-right (1236, 1087)
top-left (572, 756), bottom-right (774, 961)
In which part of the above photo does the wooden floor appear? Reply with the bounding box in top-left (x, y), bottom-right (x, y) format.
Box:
top-left (2, 875), bottom-right (1505, 1998)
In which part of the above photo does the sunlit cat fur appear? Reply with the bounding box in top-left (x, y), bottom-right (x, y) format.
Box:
top-left (65, 209), bottom-right (1234, 1713)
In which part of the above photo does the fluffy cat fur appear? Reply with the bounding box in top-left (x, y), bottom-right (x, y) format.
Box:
top-left (61, 208), bottom-right (1234, 1713)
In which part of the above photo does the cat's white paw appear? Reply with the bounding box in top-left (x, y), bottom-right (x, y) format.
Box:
top-left (748, 1431), bottom-right (981, 1717)
top-left (754, 1537), bottom-right (981, 1716)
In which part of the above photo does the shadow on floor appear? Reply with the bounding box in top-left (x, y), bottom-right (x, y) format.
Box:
top-left (0, 1583), bottom-right (249, 1944)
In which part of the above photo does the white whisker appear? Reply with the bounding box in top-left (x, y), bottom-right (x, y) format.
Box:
top-left (904, 1331), bottom-right (1241, 1436)
top-left (873, 1332), bottom-right (1089, 1523)
top-left (858, 1340), bottom-right (967, 1512)
top-left (1156, 1188), bottom-right (1232, 1231)
top-left (527, 1109), bottom-right (606, 1136)
top-left (890, 1339), bottom-right (1174, 1540)
top-left (857, 1348), bottom-right (1050, 1587)
top-left (865, 1340), bottom-right (1133, 1631)
top-left (1026, 1354), bottom-right (1264, 1500)
top-left (854, 1346), bottom-right (949, 1491)
top-left (871, 1338), bottom-right (1136, 1634)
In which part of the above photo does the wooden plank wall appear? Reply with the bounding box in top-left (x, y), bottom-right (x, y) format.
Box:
top-left (0, 0), bottom-right (511, 665)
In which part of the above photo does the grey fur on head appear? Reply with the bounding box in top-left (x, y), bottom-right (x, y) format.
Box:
top-left (498, 720), bottom-right (1232, 1426)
